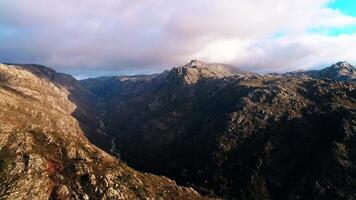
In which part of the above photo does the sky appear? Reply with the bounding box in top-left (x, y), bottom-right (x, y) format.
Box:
top-left (0, 0), bottom-right (355, 78)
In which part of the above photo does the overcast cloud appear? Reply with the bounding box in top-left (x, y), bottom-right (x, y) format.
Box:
top-left (0, 0), bottom-right (356, 75)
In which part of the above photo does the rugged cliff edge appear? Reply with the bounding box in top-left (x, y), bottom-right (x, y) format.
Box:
top-left (0, 63), bottom-right (207, 200)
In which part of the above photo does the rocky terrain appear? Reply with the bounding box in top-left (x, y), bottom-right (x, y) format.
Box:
top-left (0, 63), bottom-right (206, 200)
top-left (81, 60), bottom-right (356, 200)
top-left (0, 60), bottom-right (355, 200)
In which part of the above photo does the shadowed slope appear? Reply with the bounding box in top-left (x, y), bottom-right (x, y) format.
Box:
top-left (82, 61), bottom-right (356, 199)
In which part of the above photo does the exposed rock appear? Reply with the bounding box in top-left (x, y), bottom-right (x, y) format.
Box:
top-left (172, 60), bottom-right (240, 85)
top-left (51, 185), bottom-right (71, 200)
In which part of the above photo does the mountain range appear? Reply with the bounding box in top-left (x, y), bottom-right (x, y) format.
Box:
top-left (0, 60), bottom-right (355, 199)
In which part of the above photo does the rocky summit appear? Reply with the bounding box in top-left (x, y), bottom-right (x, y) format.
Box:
top-left (0, 60), bottom-right (355, 200)
top-left (0, 63), bottom-right (206, 200)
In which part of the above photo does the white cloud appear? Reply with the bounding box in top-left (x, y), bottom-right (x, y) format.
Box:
top-left (231, 33), bottom-right (356, 72)
top-left (0, 0), bottom-right (355, 74)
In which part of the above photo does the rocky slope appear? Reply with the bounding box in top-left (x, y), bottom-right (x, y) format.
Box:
top-left (17, 64), bottom-right (116, 151)
top-left (0, 63), bottom-right (207, 200)
top-left (82, 61), bottom-right (356, 200)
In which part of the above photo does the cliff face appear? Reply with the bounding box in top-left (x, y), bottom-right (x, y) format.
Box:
top-left (0, 63), bottom-right (206, 200)
top-left (82, 61), bottom-right (356, 200)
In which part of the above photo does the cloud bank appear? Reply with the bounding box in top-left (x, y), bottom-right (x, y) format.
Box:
top-left (0, 0), bottom-right (356, 74)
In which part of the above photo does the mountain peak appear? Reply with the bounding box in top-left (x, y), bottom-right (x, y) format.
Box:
top-left (171, 60), bottom-right (238, 85)
top-left (184, 60), bottom-right (209, 68)
top-left (288, 61), bottom-right (355, 81)
top-left (182, 60), bottom-right (236, 71)
top-left (329, 61), bottom-right (355, 71)
top-left (321, 61), bottom-right (356, 81)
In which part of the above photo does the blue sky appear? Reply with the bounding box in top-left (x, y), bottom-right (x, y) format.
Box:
top-left (0, 0), bottom-right (356, 78)
top-left (329, 0), bottom-right (356, 16)
top-left (320, 0), bottom-right (356, 36)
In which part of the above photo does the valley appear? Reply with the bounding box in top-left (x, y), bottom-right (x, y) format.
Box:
top-left (0, 63), bottom-right (206, 200)
top-left (96, 110), bottom-right (109, 137)
top-left (96, 107), bottom-right (121, 159)
top-left (2, 1), bottom-right (355, 199)
top-left (0, 60), bottom-right (355, 199)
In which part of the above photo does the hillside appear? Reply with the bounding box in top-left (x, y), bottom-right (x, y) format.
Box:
top-left (0, 63), bottom-right (206, 200)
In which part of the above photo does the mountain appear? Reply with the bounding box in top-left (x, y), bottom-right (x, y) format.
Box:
top-left (82, 61), bottom-right (356, 200)
top-left (287, 61), bottom-right (356, 81)
top-left (81, 74), bottom-right (161, 98)
top-left (0, 63), bottom-right (207, 200)
top-left (167, 60), bottom-right (248, 85)
top-left (1, 60), bottom-right (355, 200)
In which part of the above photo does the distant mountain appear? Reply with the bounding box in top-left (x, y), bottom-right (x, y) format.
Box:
top-left (0, 63), bottom-right (206, 200)
top-left (81, 61), bottom-right (356, 200)
top-left (287, 61), bottom-right (356, 81)
top-left (81, 74), bottom-right (161, 98)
